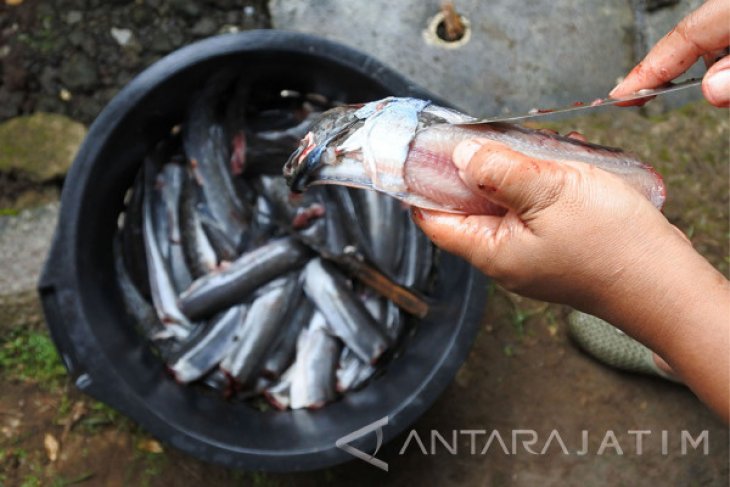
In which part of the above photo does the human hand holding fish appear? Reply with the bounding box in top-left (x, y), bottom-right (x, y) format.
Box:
top-left (283, 91), bottom-right (728, 420)
top-left (412, 137), bottom-right (730, 422)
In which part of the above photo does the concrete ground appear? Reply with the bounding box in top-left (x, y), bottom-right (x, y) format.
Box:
top-left (0, 0), bottom-right (728, 485)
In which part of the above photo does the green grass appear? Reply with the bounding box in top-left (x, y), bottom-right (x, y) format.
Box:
top-left (0, 329), bottom-right (67, 388)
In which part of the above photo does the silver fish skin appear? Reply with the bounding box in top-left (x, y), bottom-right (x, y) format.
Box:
top-left (328, 187), bottom-right (373, 259)
top-left (263, 363), bottom-right (295, 410)
top-left (169, 305), bottom-right (246, 383)
top-left (114, 237), bottom-right (182, 358)
top-left (159, 163), bottom-right (193, 293)
top-left (289, 311), bottom-right (340, 410)
top-left (336, 348), bottom-right (375, 393)
top-left (360, 189), bottom-right (404, 272)
top-left (219, 277), bottom-right (297, 384)
top-left (283, 97), bottom-right (666, 212)
top-left (398, 216), bottom-right (434, 290)
top-left (179, 175), bottom-right (218, 278)
top-left (302, 258), bottom-right (389, 364)
top-left (262, 291), bottom-right (313, 378)
top-left (142, 157), bottom-right (194, 330)
top-left (179, 237), bottom-right (311, 320)
top-left (362, 292), bottom-right (404, 343)
top-left (184, 96), bottom-right (248, 246)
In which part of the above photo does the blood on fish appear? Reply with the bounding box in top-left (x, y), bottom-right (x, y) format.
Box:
top-left (291, 203), bottom-right (326, 229)
top-left (230, 132), bottom-right (246, 175)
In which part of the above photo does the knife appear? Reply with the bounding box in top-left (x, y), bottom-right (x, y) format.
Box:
top-left (471, 77), bottom-right (702, 124)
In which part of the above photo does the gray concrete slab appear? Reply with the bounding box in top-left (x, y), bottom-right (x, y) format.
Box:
top-left (0, 203), bottom-right (58, 297)
top-left (270, 0), bottom-right (704, 116)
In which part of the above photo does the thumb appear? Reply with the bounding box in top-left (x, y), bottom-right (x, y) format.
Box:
top-left (453, 139), bottom-right (566, 218)
top-left (703, 56), bottom-right (730, 108)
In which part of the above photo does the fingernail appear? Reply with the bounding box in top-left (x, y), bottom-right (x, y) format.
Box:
top-left (452, 139), bottom-right (483, 171)
top-left (705, 69), bottom-right (730, 105)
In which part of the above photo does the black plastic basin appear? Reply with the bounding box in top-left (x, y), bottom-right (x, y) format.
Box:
top-left (38, 30), bottom-right (489, 472)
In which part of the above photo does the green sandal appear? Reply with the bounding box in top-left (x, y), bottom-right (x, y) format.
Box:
top-left (567, 310), bottom-right (678, 382)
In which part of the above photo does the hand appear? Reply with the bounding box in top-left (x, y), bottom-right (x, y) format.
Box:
top-left (413, 138), bottom-right (730, 421)
top-left (610, 0), bottom-right (730, 107)
top-left (412, 138), bottom-right (691, 313)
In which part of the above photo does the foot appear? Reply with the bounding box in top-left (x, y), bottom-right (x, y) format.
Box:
top-left (567, 310), bottom-right (680, 382)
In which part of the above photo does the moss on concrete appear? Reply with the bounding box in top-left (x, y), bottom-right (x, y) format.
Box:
top-left (0, 113), bottom-right (86, 183)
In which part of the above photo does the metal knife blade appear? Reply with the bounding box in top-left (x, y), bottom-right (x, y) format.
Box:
top-left (472, 78), bottom-right (702, 124)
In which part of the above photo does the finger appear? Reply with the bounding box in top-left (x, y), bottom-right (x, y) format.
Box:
top-left (703, 47), bottom-right (730, 69)
top-left (411, 208), bottom-right (506, 267)
top-left (610, 0), bottom-right (730, 98)
top-left (452, 139), bottom-right (566, 218)
top-left (702, 55), bottom-right (730, 107)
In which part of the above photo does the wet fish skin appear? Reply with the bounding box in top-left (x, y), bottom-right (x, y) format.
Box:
top-left (179, 174), bottom-right (218, 278)
top-left (142, 156), bottom-right (194, 330)
top-left (289, 311), bottom-right (341, 410)
top-left (398, 216), bottom-right (434, 290)
top-left (159, 163), bottom-right (193, 293)
top-left (328, 187), bottom-right (373, 259)
top-left (262, 291), bottom-right (313, 378)
top-left (362, 291), bottom-right (404, 343)
top-left (283, 97), bottom-right (666, 212)
top-left (122, 170), bottom-right (150, 297)
top-left (219, 277), bottom-right (297, 384)
top-left (336, 348), bottom-right (376, 393)
top-left (114, 237), bottom-right (182, 358)
top-left (169, 305), bottom-right (246, 383)
top-left (302, 258), bottom-right (389, 364)
top-left (184, 95), bottom-right (249, 246)
top-left (179, 237), bottom-right (311, 320)
top-left (263, 364), bottom-right (294, 410)
top-left (360, 189), bottom-right (403, 272)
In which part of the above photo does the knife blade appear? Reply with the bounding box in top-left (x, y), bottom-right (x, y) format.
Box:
top-left (471, 78), bottom-right (702, 124)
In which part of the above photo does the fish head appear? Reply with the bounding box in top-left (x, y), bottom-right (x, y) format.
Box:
top-left (283, 105), bottom-right (362, 192)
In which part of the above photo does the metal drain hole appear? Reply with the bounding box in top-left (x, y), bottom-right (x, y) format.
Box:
top-left (423, 5), bottom-right (471, 49)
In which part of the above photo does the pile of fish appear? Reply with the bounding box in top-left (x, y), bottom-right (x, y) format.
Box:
top-left (115, 81), bottom-right (436, 410)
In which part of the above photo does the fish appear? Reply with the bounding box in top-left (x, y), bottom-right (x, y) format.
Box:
top-left (142, 155), bottom-right (194, 331)
top-left (114, 236), bottom-right (180, 359)
top-left (362, 291), bottom-right (404, 343)
top-left (302, 258), bottom-right (389, 364)
top-left (168, 305), bottom-right (246, 383)
top-left (179, 236), bottom-right (311, 320)
top-left (179, 175), bottom-right (219, 278)
top-left (159, 163), bottom-right (193, 293)
top-left (283, 97), bottom-right (666, 212)
top-left (262, 292), bottom-right (313, 378)
top-left (398, 216), bottom-right (434, 290)
top-left (289, 311), bottom-right (341, 409)
top-left (336, 348), bottom-right (376, 393)
top-left (184, 95), bottom-right (249, 247)
top-left (219, 277), bottom-right (297, 384)
top-left (263, 364), bottom-right (294, 410)
top-left (359, 189), bottom-right (404, 272)
top-left (121, 171), bottom-right (150, 297)
top-left (327, 187), bottom-right (373, 259)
